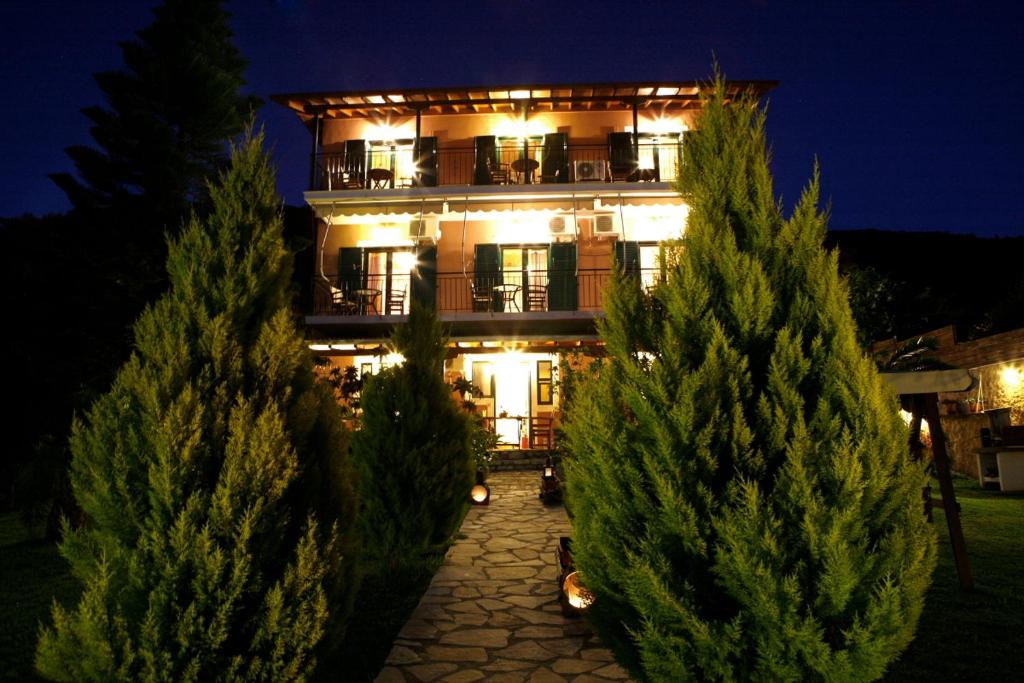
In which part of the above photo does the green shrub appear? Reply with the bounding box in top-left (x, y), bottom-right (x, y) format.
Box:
top-left (563, 75), bottom-right (936, 682)
top-left (35, 132), bottom-right (359, 682)
top-left (352, 303), bottom-right (475, 562)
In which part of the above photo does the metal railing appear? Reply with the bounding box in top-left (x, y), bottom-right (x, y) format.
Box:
top-left (311, 142), bottom-right (681, 191)
top-left (310, 268), bottom-right (662, 316)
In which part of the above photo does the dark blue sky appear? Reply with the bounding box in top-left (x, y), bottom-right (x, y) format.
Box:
top-left (2, 1), bottom-right (1022, 235)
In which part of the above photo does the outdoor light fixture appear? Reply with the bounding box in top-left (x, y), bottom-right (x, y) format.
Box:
top-left (540, 455), bottom-right (562, 504)
top-left (470, 470), bottom-right (490, 505)
top-left (1001, 366), bottom-right (1022, 391)
top-left (555, 536), bottom-right (594, 616)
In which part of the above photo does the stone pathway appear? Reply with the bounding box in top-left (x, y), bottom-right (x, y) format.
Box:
top-left (376, 472), bottom-right (630, 683)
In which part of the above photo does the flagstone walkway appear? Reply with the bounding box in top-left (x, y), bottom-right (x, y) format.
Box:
top-left (375, 472), bottom-right (630, 683)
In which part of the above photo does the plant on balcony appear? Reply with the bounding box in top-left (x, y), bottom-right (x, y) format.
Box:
top-left (352, 302), bottom-right (475, 562)
top-left (35, 132), bottom-right (360, 682)
top-left (562, 73), bottom-right (936, 682)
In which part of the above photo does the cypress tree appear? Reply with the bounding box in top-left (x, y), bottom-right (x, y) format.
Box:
top-left (563, 75), bottom-right (936, 682)
top-left (35, 132), bottom-right (359, 682)
top-left (352, 303), bottom-right (475, 561)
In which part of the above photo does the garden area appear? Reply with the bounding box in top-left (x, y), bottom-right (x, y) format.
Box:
top-left (3, 475), bottom-right (1021, 681)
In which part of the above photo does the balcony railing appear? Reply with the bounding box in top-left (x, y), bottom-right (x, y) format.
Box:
top-left (310, 268), bottom-right (662, 316)
top-left (311, 142), bottom-right (681, 191)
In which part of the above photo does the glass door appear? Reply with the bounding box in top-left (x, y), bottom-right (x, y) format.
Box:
top-left (363, 248), bottom-right (415, 314)
top-left (501, 246), bottom-right (548, 311)
top-left (367, 138), bottom-right (415, 188)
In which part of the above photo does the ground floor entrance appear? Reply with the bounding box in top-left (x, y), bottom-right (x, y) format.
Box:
top-left (448, 351), bottom-right (558, 449)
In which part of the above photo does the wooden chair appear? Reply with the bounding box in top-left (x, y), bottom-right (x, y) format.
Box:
top-left (526, 284), bottom-right (547, 312)
top-left (330, 286), bottom-right (358, 315)
top-left (530, 415), bottom-right (553, 450)
top-left (386, 286), bottom-right (406, 314)
top-left (471, 283), bottom-right (493, 312)
top-left (488, 159), bottom-right (509, 185)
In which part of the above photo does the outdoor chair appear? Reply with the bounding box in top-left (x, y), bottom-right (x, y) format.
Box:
top-left (530, 415), bottom-right (554, 450)
top-left (386, 286), bottom-right (406, 314)
top-left (526, 284), bottom-right (548, 312)
top-left (330, 286), bottom-right (358, 315)
top-left (487, 159), bottom-right (509, 185)
top-left (471, 283), bottom-right (493, 312)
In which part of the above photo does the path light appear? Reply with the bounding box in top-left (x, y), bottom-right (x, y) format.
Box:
top-left (470, 470), bottom-right (490, 505)
top-left (539, 456), bottom-right (562, 504)
top-left (555, 536), bottom-right (594, 616)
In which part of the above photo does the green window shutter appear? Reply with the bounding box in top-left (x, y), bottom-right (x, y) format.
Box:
top-left (474, 136), bottom-right (498, 185)
top-left (337, 247), bottom-right (363, 294)
top-left (548, 243), bottom-right (577, 311)
top-left (415, 136), bottom-right (438, 187)
top-left (614, 241), bottom-right (641, 279)
top-left (608, 132), bottom-right (637, 180)
top-left (541, 133), bottom-right (569, 183)
top-left (412, 245), bottom-right (437, 308)
top-left (474, 243), bottom-right (503, 311)
top-left (343, 139), bottom-right (366, 184)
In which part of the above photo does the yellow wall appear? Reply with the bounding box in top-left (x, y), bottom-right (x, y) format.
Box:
top-left (322, 108), bottom-right (695, 150)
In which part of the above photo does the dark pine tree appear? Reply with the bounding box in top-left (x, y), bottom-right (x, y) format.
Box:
top-left (3, 0), bottom-right (258, 535)
top-left (351, 303), bottom-right (475, 562)
top-left (35, 132), bottom-right (359, 682)
top-left (563, 75), bottom-right (936, 682)
top-left (52, 0), bottom-right (257, 235)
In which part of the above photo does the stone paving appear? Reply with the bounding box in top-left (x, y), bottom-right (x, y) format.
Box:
top-left (375, 472), bottom-right (630, 683)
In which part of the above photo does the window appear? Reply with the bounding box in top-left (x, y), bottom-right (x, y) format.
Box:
top-left (537, 360), bottom-right (553, 405)
top-left (472, 361), bottom-right (495, 398)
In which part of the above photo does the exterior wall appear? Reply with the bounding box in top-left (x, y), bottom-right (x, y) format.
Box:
top-left (321, 109), bottom-right (695, 150)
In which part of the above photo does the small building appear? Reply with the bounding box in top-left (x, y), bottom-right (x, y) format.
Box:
top-left (877, 324), bottom-right (1024, 478)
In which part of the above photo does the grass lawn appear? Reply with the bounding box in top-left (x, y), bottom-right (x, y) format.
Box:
top-left (884, 475), bottom-right (1024, 681)
top-left (1, 477), bottom-right (1020, 681)
top-left (0, 514), bottom-right (78, 682)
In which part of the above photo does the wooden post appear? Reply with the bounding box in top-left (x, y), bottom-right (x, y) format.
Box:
top-left (923, 392), bottom-right (974, 590)
top-left (413, 105), bottom-right (422, 186)
top-left (308, 109), bottom-right (323, 190)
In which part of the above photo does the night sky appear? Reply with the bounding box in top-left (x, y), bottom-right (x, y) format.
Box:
top-left (2, 1), bottom-right (1022, 236)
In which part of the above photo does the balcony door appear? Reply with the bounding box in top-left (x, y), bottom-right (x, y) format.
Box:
top-left (339, 246), bottom-right (414, 314)
top-left (366, 138), bottom-right (415, 188)
top-left (637, 133), bottom-right (683, 182)
top-left (501, 246), bottom-right (548, 312)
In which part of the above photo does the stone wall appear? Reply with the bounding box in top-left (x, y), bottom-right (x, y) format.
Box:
top-left (937, 413), bottom-right (989, 480)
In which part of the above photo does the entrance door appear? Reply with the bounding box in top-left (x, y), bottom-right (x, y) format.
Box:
top-left (493, 358), bottom-right (531, 446)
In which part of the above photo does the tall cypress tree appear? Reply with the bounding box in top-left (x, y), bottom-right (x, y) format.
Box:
top-left (563, 76), bottom-right (936, 681)
top-left (352, 303), bottom-right (475, 562)
top-left (35, 132), bottom-right (359, 682)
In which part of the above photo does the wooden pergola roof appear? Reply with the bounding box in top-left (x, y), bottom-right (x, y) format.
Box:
top-left (271, 80), bottom-right (777, 122)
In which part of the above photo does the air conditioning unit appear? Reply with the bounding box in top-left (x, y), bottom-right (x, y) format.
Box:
top-left (549, 215), bottom-right (568, 234)
top-left (408, 215), bottom-right (439, 242)
top-left (592, 211), bottom-right (621, 237)
top-left (574, 159), bottom-right (608, 182)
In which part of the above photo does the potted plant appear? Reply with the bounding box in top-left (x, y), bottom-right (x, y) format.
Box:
top-left (962, 397), bottom-right (984, 414)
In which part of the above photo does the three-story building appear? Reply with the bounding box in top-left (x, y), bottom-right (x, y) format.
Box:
top-left (273, 81), bottom-right (775, 447)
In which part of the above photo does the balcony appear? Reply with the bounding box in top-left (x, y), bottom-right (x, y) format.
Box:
top-left (311, 142), bottom-right (681, 192)
top-left (308, 267), bottom-right (661, 336)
